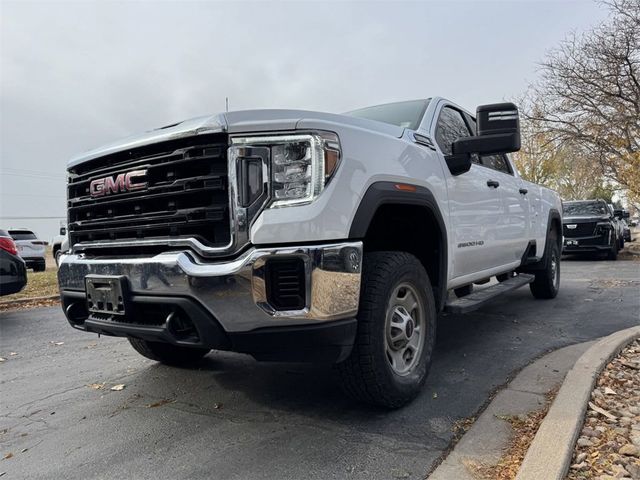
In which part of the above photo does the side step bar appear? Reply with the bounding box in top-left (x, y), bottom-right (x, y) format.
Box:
top-left (444, 273), bottom-right (535, 314)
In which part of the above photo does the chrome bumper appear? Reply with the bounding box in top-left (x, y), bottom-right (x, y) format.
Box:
top-left (57, 241), bottom-right (362, 333)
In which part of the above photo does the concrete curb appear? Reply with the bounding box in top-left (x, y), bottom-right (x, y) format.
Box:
top-left (516, 325), bottom-right (640, 480)
top-left (0, 294), bottom-right (59, 306)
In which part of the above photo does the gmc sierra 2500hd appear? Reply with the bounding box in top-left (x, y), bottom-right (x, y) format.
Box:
top-left (58, 98), bottom-right (562, 408)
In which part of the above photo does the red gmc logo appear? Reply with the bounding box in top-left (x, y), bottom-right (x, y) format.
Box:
top-left (89, 170), bottom-right (148, 197)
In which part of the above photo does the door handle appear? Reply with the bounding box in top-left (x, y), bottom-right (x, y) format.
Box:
top-left (487, 180), bottom-right (500, 188)
top-left (519, 188), bottom-right (528, 195)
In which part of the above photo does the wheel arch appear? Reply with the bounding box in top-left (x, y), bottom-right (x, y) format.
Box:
top-left (349, 181), bottom-right (448, 311)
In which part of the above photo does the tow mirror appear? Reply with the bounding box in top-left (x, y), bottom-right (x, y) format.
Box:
top-left (453, 102), bottom-right (521, 156)
top-left (446, 102), bottom-right (521, 176)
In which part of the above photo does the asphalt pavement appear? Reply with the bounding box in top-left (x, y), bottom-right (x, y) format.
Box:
top-left (1, 258), bottom-right (639, 479)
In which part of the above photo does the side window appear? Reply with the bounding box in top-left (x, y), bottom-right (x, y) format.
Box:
top-left (464, 114), bottom-right (513, 174)
top-left (435, 107), bottom-right (472, 156)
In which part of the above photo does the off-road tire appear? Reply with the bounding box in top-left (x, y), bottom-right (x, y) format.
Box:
top-left (337, 251), bottom-right (436, 409)
top-left (34, 263), bottom-right (46, 272)
top-left (530, 231), bottom-right (560, 299)
top-left (128, 338), bottom-right (210, 366)
top-left (54, 249), bottom-right (62, 267)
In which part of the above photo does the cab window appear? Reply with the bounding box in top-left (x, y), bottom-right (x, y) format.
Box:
top-left (435, 107), bottom-right (472, 156)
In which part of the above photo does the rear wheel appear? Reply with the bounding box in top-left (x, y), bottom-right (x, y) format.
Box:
top-left (530, 232), bottom-right (560, 299)
top-left (128, 338), bottom-right (210, 366)
top-left (33, 263), bottom-right (46, 272)
top-left (337, 251), bottom-right (436, 409)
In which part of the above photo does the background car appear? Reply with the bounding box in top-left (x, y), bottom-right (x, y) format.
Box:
top-left (8, 228), bottom-right (47, 271)
top-left (0, 229), bottom-right (27, 296)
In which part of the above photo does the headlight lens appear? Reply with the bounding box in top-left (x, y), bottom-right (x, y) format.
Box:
top-left (230, 132), bottom-right (340, 208)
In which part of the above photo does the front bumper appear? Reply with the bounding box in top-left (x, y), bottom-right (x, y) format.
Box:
top-left (58, 241), bottom-right (362, 360)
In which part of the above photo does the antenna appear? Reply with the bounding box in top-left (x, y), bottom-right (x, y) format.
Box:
top-left (225, 97), bottom-right (229, 112)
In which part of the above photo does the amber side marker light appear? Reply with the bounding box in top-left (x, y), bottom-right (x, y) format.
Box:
top-left (394, 183), bottom-right (417, 192)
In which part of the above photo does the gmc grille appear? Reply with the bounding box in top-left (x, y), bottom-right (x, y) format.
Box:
top-left (67, 134), bottom-right (230, 252)
top-left (563, 222), bottom-right (596, 237)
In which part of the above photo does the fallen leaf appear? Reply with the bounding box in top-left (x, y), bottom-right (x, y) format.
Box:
top-left (146, 399), bottom-right (173, 408)
top-left (9, 353), bottom-right (17, 356)
top-left (2, 453), bottom-right (12, 460)
top-left (603, 386), bottom-right (617, 395)
top-left (0, 358), bottom-right (5, 362)
top-left (86, 343), bottom-right (97, 349)
top-left (432, 392), bottom-right (438, 399)
top-left (213, 403), bottom-right (223, 409)
top-left (620, 360), bottom-right (640, 370)
top-left (20, 448), bottom-right (27, 454)
top-left (588, 401), bottom-right (617, 420)
top-left (88, 383), bottom-right (105, 390)
top-left (49, 341), bottom-right (64, 346)
top-left (110, 384), bottom-right (125, 391)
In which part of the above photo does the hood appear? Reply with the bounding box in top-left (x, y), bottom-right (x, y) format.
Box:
top-left (67, 109), bottom-right (405, 168)
top-left (563, 215), bottom-right (610, 224)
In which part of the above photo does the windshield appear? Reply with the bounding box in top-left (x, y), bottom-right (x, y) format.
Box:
top-left (9, 230), bottom-right (37, 240)
top-left (345, 99), bottom-right (430, 130)
top-left (563, 201), bottom-right (608, 216)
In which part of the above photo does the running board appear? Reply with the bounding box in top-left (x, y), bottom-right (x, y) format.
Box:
top-left (445, 273), bottom-right (535, 314)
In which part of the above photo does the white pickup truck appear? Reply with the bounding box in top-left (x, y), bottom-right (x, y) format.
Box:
top-left (58, 97), bottom-right (562, 408)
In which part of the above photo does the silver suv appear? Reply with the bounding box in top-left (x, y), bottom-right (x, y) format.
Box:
top-left (9, 229), bottom-right (47, 271)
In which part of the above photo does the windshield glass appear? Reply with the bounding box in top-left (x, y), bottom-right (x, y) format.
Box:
top-left (9, 230), bottom-right (37, 240)
top-left (563, 201), bottom-right (608, 216)
top-left (345, 99), bottom-right (430, 130)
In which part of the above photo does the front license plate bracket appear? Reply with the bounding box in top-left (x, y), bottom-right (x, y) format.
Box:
top-left (85, 275), bottom-right (129, 315)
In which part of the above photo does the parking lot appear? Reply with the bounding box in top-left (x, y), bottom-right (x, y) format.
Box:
top-left (1, 257), bottom-right (638, 480)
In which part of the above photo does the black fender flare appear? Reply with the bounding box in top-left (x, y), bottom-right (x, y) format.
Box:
top-left (349, 181), bottom-right (448, 311)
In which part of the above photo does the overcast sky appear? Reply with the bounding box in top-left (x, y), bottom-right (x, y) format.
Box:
top-left (1, 0), bottom-right (609, 239)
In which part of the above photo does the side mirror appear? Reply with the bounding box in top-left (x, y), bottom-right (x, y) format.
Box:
top-left (614, 209), bottom-right (623, 219)
top-left (453, 102), bottom-right (521, 156)
top-left (623, 211), bottom-right (630, 219)
top-left (60, 227), bottom-right (66, 235)
top-left (445, 102), bottom-right (521, 176)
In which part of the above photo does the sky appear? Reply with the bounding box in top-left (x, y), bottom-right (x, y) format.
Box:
top-left (0, 0), bottom-right (610, 240)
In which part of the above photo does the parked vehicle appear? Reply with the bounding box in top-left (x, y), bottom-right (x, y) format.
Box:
top-left (58, 98), bottom-right (562, 408)
top-left (621, 219), bottom-right (632, 242)
top-left (0, 229), bottom-right (27, 296)
top-left (8, 229), bottom-right (47, 271)
top-left (52, 224), bottom-right (68, 266)
top-left (611, 206), bottom-right (626, 250)
top-left (562, 200), bottom-right (620, 259)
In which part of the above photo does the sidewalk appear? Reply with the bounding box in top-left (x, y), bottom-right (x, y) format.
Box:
top-left (430, 326), bottom-right (640, 480)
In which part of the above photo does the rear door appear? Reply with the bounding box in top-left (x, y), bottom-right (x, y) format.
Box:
top-left (434, 105), bottom-right (505, 279)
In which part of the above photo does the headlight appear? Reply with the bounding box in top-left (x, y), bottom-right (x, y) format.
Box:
top-left (595, 222), bottom-right (612, 235)
top-left (230, 132), bottom-right (341, 208)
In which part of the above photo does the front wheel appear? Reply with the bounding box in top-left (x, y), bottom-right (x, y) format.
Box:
top-left (128, 338), bottom-right (210, 366)
top-left (530, 235), bottom-right (560, 299)
top-left (337, 251), bottom-right (436, 409)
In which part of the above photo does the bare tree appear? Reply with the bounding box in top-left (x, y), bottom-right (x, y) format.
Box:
top-left (526, 0), bottom-right (640, 203)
